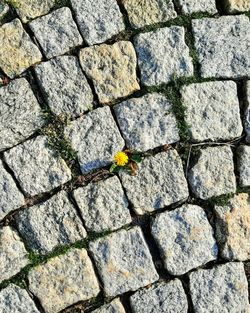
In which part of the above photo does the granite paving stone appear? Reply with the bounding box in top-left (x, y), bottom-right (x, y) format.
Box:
top-left (245, 81), bottom-right (250, 143)
top-left (188, 146), bottom-right (236, 199)
top-left (73, 176), bottom-right (131, 233)
top-left (28, 248), bottom-right (100, 313)
top-left (89, 227), bottom-right (159, 297)
top-left (130, 279), bottom-right (188, 313)
top-left (29, 7), bottom-right (83, 59)
top-left (119, 151), bottom-right (189, 215)
top-left (79, 41), bottom-right (140, 104)
top-left (237, 145), bottom-right (250, 187)
top-left (0, 284), bottom-right (40, 313)
top-left (0, 160), bottom-right (25, 221)
top-left (0, 78), bottom-right (44, 151)
top-left (151, 204), bottom-right (218, 275)
top-left (114, 93), bottom-right (180, 151)
top-left (92, 298), bottom-right (126, 313)
top-left (175, 0), bottom-right (217, 14)
top-left (65, 107), bottom-right (124, 174)
top-left (134, 26), bottom-right (194, 86)
top-left (4, 135), bottom-right (72, 196)
top-left (0, 226), bottom-right (30, 283)
top-left (214, 193), bottom-right (250, 261)
top-left (225, 0), bottom-right (250, 13)
top-left (189, 262), bottom-right (250, 313)
top-left (35, 56), bottom-right (93, 117)
top-left (181, 81), bottom-right (243, 142)
top-left (121, 0), bottom-right (177, 29)
top-left (70, 0), bottom-right (125, 45)
top-left (192, 15), bottom-right (250, 79)
top-left (16, 191), bottom-right (87, 254)
top-left (0, 18), bottom-right (42, 78)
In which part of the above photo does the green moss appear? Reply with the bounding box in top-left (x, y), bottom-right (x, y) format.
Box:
top-left (207, 193), bottom-right (235, 207)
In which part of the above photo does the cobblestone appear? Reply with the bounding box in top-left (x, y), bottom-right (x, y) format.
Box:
top-left (4, 136), bottom-right (72, 196)
top-left (245, 81), bottom-right (250, 143)
top-left (89, 227), bottom-right (159, 297)
top-left (237, 145), bottom-right (250, 187)
top-left (93, 299), bottom-right (126, 313)
top-left (120, 151), bottom-right (189, 215)
top-left (134, 26), bottom-right (193, 86)
top-left (175, 0), bottom-right (217, 14)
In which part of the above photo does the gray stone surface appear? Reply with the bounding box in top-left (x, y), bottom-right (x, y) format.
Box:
top-left (192, 15), bottom-right (250, 79)
top-left (0, 160), bottom-right (25, 221)
top-left (70, 0), bottom-right (125, 45)
top-left (16, 191), bottom-right (86, 254)
top-left (0, 284), bottom-right (40, 313)
top-left (0, 18), bottom-right (42, 78)
top-left (237, 145), bottom-right (250, 187)
top-left (4, 135), bottom-right (72, 196)
top-left (114, 93), bottom-right (180, 151)
top-left (181, 81), bottom-right (243, 142)
top-left (0, 2), bottom-right (9, 21)
top-left (29, 7), bottom-right (83, 59)
top-left (14, 0), bottom-right (56, 23)
top-left (225, 0), bottom-right (250, 13)
top-left (119, 151), bottom-right (189, 215)
top-left (0, 78), bottom-right (44, 151)
top-left (134, 26), bottom-right (193, 86)
top-left (79, 41), bottom-right (140, 104)
top-left (175, 0), bottom-right (217, 14)
top-left (89, 227), bottom-right (159, 297)
top-left (245, 81), bottom-right (250, 143)
top-left (214, 193), bottom-right (250, 261)
top-left (73, 176), bottom-right (131, 233)
top-left (151, 204), bottom-right (218, 275)
top-left (188, 146), bottom-right (236, 200)
top-left (130, 279), bottom-right (188, 313)
top-left (0, 226), bottom-right (29, 283)
top-left (65, 107), bottom-right (124, 174)
top-left (121, 0), bottom-right (176, 29)
top-left (189, 262), bottom-right (250, 313)
top-left (35, 56), bottom-right (93, 117)
top-left (93, 299), bottom-right (126, 313)
top-left (28, 248), bottom-right (100, 313)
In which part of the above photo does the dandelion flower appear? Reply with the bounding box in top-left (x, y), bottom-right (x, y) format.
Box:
top-left (114, 151), bottom-right (129, 166)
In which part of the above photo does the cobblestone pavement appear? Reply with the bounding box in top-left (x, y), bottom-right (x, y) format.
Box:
top-left (0, 0), bottom-right (250, 312)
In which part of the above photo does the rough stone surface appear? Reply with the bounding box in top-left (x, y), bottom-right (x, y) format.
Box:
top-left (121, 0), bottom-right (177, 29)
top-left (0, 284), bottom-right (40, 313)
top-left (4, 136), bottom-right (72, 196)
top-left (0, 78), bottom-right (44, 151)
top-left (29, 7), bottom-right (83, 59)
top-left (28, 248), bottom-right (100, 313)
top-left (35, 56), bottom-right (93, 117)
top-left (93, 299), bottom-right (126, 313)
top-left (134, 26), bottom-right (193, 86)
top-left (130, 279), bottom-right (188, 313)
top-left (89, 227), bottom-right (159, 297)
top-left (114, 93), bottom-right (180, 151)
top-left (0, 2), bottom-right (9, 21)
top-left (119, 151), bottom-right (189, 215)
top-left (237, 145), bottom-right (250, 187)
top-left (73, 176), bottom-right (131, 233)
top-left (79, 41), bottom-right (140, 104)
top-left (16, 191), bottom-right (86, 254)
top-left (214, 193), bottom-right (250, 261)
top-left (0, 18), bottom-right (42, 78)
top-left (188, 146), bottom-right (236, 200)
top-left (192, 16), bottom-right (250, 79)
top-left (0, 160), bottom-right (25, 221)
top-left (245, 81), bottom-right (250, 143)
top-left (189, 262), bottom-right (250, 313)
top-left (181, 81), bottom-right (243, 142)
top-left (70, 0), bottom-right (125, 45)
top-left (152, 204), bottom-right (218, 275)
top-left (65, 107), bottom-right (124, 174)
top-left (225, 0), bottom-right (250, 13)
top-left (14, 0), bottom-right (55, 23)
top-left (0, 226), bottom-right (29, 283)
top-left (175, 0), bottom-right (217, 14)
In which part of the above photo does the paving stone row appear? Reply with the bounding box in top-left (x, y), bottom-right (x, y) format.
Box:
top-left (0, 1), bottom-right (250, 313)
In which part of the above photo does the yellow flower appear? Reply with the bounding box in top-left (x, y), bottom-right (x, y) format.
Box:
top-left (114, 151), bottom-right (129, 166)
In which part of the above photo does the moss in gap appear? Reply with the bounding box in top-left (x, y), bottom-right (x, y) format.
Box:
top-left (53, 0), bottom-right (71, 10)
top-left (207, 193), bottom-right (235, 207)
